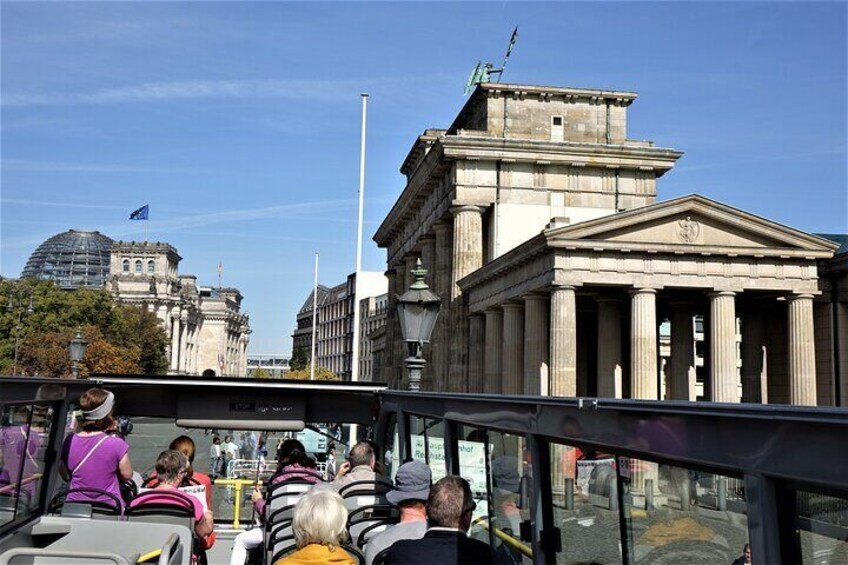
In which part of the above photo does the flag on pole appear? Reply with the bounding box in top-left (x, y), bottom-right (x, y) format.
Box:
top-left (129, 205), bottom-right (149, 220)
top-left (506, 26), bottom-right (519, 58)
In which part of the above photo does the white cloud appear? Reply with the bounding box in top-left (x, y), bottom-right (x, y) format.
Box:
top-left (2, 75), bottom-right (452, 108)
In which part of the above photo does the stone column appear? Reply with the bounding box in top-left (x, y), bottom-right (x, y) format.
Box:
top-left (710, 291), bottom-right (738, 403)
top-left (384, 269), bottom-right (397, 385)
top-left (178, 313), bottom-right (189, 373)
top-left (419, 236), bottom-right (436, 288)
top-left (449, 205), bottom-right (485, 392)
top-left (433, 221), bottom-right (453, 392)
top-left (393, 264), bottom-right (407, 388)
top-left (741, 302), bottom-right (768, 403)
top-left (630, 288), bottom-right (658, 400)
top-left (170, 311), bottom-right (181, 372)
top-left (788, 293), bottom-right (817, 406)
top-left (550, 285), bottom-right (577, 397)
top-left (668, 302), bottom-right (696, 401)
top-left (523, 294), bottom-right (550, 396)
top-left (404, 254), bottom-right (419, 293)
top-left (596, 297), bottom-right (623, 398)
top-left (468, 314), bottom-right (486, 393)
top-left (483, 308), bottom-right (503, 393)
top-left (502, 302), bottom-right (525, 395)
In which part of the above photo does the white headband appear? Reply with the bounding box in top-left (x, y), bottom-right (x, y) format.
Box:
top-left (83, 391), bottom-right (115, 421)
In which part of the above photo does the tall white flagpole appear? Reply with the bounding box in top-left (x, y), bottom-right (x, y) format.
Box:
top-left (349, 93), bottom-right (368, 446)
top-left (310, 251), bottom-right (319, 381)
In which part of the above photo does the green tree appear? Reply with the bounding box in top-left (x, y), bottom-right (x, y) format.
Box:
top-left (286, 364), bottom-right (339, 381)
top-left (1, 278), bottom-right (168, 377)
top-left (252, 367), bottom-right (272, 379)
top-left (290, 346), bottom-right (308, 371)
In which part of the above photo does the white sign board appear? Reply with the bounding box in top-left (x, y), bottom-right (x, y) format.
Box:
top-left (575, 458), bottom-right (616, 494)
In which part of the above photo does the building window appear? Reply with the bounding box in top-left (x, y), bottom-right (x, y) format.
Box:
top-left (134, 260), bottom-right (142, 273)
top-left (147, 259), bottom-right (155, 274)
top-left (551, 115), bottom-right (564, 141)
top-left (122, 258), bottom-right (130, 273)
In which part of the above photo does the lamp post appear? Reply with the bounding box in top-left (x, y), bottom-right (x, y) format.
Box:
top-left (69, 327), bottom-right (88, 379)
top-left (5, 289), bottom-right (34, 376)
top-left (395, 259), bottom-right (440, 391)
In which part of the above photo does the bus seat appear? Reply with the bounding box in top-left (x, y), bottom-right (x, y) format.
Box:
top-left (0, 547), bottom-right (133, 564)
top-left (48, 489), bottom-right (122, 519)
top-left (347, 505), bottom-right (399, 549)
top-left (125, 491), bottom-right (195, 534)
top-left (338, 480), bottom-right (392, 514)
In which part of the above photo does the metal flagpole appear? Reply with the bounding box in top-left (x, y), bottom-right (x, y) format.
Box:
top-left (310, 252), bottom-right (319, 381)
top-left (349, 93), bottom-right (368, 446)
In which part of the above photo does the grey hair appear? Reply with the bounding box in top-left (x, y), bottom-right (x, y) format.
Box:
top-left (155, 450), bottom-right (188, 484)
top-left (292, 486), bottom-right (349, 549)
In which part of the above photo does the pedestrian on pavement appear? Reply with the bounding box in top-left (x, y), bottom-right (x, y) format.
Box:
top-left (210, 436), bottom-right (222, 479)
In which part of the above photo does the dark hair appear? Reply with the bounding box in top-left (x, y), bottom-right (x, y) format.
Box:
top-left (427, 476), bottom-right (475, 529)
top-left (277, 439), bottom-right (315, 471)
top-left (213, 436), bottom-right (221, 445)
top-left (169, 435), bottom-right (197, 480)
top-left (349, 441), bottom-right (374, 468)
top-left (78, 388), bottom-right (114, 432)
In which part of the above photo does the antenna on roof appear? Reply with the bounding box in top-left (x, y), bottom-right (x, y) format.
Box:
top-left (464, 26), bottom-right (519, 96)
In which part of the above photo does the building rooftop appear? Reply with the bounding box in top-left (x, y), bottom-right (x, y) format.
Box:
top-left (816, 233), bottom-right (848, 256)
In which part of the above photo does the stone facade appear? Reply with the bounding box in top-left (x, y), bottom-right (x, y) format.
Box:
top-left (109, 241), bottom-right (250, 376)
top-left (374, 82), bottom-right (845, 407)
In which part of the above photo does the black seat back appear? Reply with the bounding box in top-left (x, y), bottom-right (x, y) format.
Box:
top-left (48, 487), bottom-right (123, 518)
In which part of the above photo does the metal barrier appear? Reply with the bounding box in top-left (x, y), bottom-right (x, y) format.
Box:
top-left (212, 478), bottom-right (263, 529)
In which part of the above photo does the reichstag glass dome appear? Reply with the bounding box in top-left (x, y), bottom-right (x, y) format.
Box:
top-left (21, 230), bottom-right (114, 289)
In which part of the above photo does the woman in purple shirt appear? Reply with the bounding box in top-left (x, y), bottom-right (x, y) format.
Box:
top-left (59, 388), bottom-right (133, 509)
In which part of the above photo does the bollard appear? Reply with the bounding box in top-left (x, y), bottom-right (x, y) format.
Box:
top-left (717, 476), bottom-right (727, 511)
top-left (680, 477), bottom-right (691, 510)
top-left (645, 479), bottom-right (654, 510)
top-left (565, 478), bottom-right (574, 510)
top-left (233, 480), bottom-right (243, 529)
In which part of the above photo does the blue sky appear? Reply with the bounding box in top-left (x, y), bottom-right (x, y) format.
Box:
top-left (2, 2), bottom-right (846, 353)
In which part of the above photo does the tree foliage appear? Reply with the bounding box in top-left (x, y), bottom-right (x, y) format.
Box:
top-left (0, 278), bottom-right (168, 377)
top-left (289, 347), bottom-right (308, 371)
top-left (286, 364), bottom-right (339, 381)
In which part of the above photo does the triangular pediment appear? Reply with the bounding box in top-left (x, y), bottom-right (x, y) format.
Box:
top-left (545, 194), bottom-right (838, 253)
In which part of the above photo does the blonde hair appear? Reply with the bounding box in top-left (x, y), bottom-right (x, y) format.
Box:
top-left (292, 486), bottom-right (349, 549)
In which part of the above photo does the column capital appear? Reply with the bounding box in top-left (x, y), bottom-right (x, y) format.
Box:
top-left (550, 284), bottom-right (577, 292)
top-left (433, 220), bottom-right (452, 233)
top-left (483, 306), bottom-right (503, 315)
top-left (708, 290), bottom-right (737, 298)
top-left (522, 292), bottom-right (550, 302)
top-left (787, 293), bottom-right (815, 302)
top-left (384, 269), bottom-right (396, 279)
top-left (629, 287), bottom-right (658, 296)
top-left (502, 301), bottom-right (525, 312)
top-left (450, 204), bottom-right (486, 217)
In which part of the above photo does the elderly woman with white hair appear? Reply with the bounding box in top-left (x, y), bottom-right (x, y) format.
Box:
top-left (276, 485), bottom-right (355, 565)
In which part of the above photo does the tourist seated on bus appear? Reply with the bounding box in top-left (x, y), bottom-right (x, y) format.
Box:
top-left (145, 435), bottom-right (215, 550)
top-left (275, 486), bottom-right (355, 565)
top-left (131, 450), bottom-right (214, 539)
top-left (364, 460), bottom-right (431, 565)
top-left (230, 439), bottom-right (322, 565)
top-left (386, 476), bottom-right (495, 565)
top-left (332, 441), bottom-right (382, 491)
top-left (58, 388), bottom-right (133, 510)
top-left (145, 436), bottom-right (214, 509)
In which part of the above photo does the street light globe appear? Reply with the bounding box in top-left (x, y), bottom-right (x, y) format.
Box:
top-left (68, 328), bottom-right (88, 363)
top-left (396, 259), bottom-right (441, 348)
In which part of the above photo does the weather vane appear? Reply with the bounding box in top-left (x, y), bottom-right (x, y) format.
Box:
top-left (464, 26), bottom-right (519, 96)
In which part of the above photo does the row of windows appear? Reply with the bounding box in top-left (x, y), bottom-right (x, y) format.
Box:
top-left (121, 258), bottom-right (155, 274)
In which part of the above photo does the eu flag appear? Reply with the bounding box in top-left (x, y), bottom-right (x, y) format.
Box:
top-left (129, 205), bottom-right (149, 220)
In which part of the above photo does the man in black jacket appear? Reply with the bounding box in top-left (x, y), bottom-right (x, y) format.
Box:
top-left (387, 475), bottom-right (494, 565)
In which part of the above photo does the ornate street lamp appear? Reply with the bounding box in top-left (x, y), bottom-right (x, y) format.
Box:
top-left (396, 259), bottom-right (440, 391)
top-left (6, 290), bottom-right (34, 376)
top-left (69, 327), bottom-right (88, 379)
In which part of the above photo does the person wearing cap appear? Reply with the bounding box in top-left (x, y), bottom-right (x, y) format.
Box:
top-left (387, 476), bottom-right (494, 565)
top-left (364, 460), bottom-right (431, 565)
top-left (59, 388), bottom-right (133, 509)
